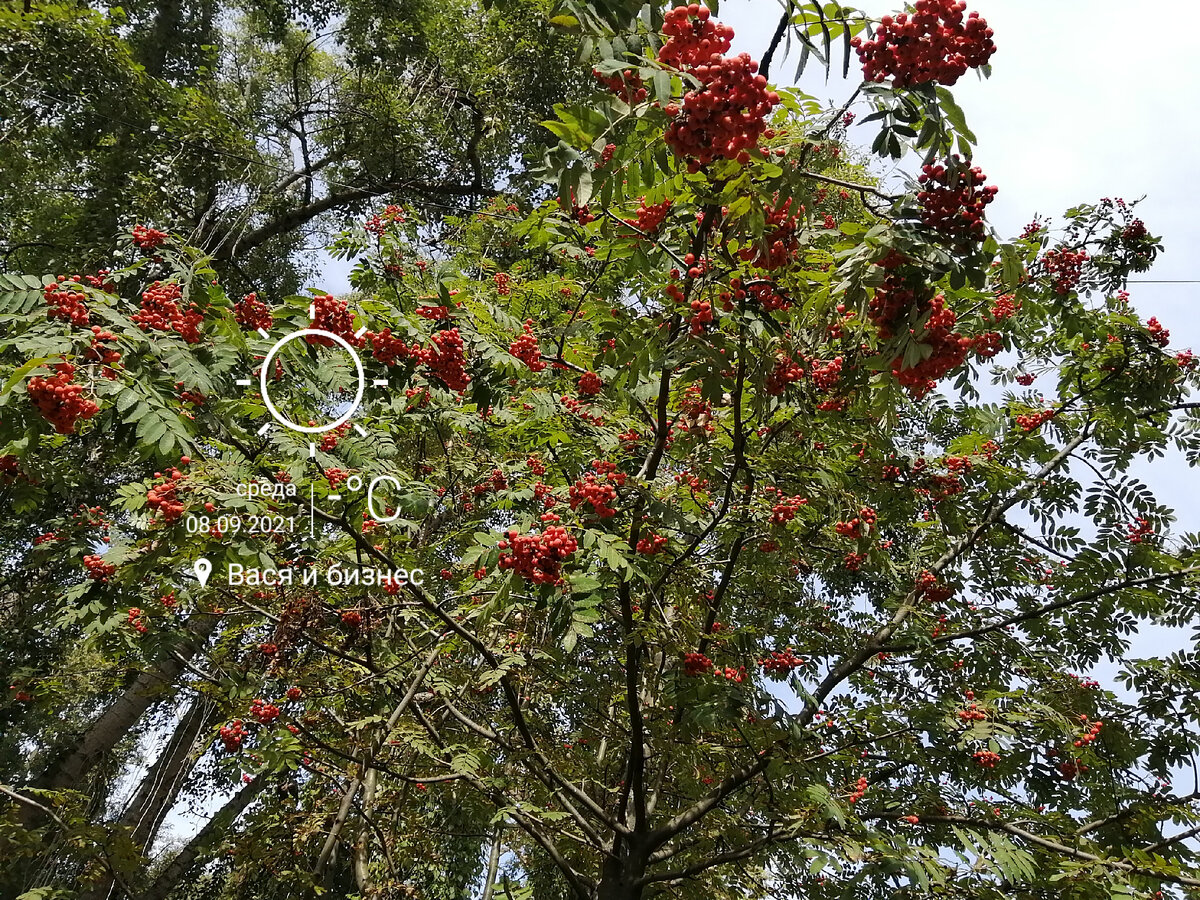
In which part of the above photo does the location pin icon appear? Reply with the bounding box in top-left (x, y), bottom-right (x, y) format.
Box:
top-left (193, 558), bottom-right (213, 588)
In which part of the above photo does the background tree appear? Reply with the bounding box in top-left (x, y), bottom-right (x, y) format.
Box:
top-left (3, 1), bottom-right (1200, 899)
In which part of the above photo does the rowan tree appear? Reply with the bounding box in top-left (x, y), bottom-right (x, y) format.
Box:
top-left (2, 2), bottom-right (1200, 900)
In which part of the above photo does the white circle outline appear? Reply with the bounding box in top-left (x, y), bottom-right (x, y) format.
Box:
top-left (345, 474), bottom-right (363, 493)
top-left (259, 328), bottom-right (365, 435)
top-left (367, 475), bottom-right (403, 523)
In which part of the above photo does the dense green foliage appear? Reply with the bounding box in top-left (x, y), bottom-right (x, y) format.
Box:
top-left (2, 1), bottom-right (1200, 899)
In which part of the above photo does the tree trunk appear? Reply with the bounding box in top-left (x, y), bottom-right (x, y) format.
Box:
top-left (595, 842), bottom-right (647, 900)
top-left (140, 774), bottom-right (269, 900)
top-left (76, 698), bottom-right (217, 900)
top-left (35, 614), bottom-right (218, 794)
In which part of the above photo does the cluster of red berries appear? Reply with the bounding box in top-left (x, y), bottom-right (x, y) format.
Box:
top-left (415, 304), bottom-right (450, 320)
top-left (991, 294), bottom-right (1019, 321)
top-left (1016, 408), bottom-right (1056, 432)
top-left (425, 328), bottom-right (471, 391)
top-left (891, 296), bottom-right (975, 398)
top-left (1127, 518), bottom-right (1154, 544)
top-left (626, 197), bottom-right (672, 234)
top-left (234, 292), bottom-right (273, 331)
top-left (497, 524), bottom-right (578, 584)
top-left (86, 327), bottom-right (122, 369)
top-left (44, 281), bottom-right (90, 325)
top-left (765, 353), bottom-right (805, 396)
top-left (132, 281), bottom-right (203, 344)
top-left (126, 607), bottom-right (148, 633)
top-left (84, 554), bottom-right (116, 581)
top-left (1041, 248), bottom-right (1088, 295)
top-left (28, 363), bottom-right (100, 433)
top-left (738, 196), bottom-right (800, 270)
top-left (368, 326), bottom-right (471, 390)
top-left (366, 328), bottom-right (412, 367)
top-left (768, 491), bottom-right (807, 525)
top-left (636, 532), bottom-right (669, 555)
top-left (972, 749), bottom-right (1001, 769)
top-left (577, 371), bottom-right (602, 396)
top-left (746, 280), bottom-right (790, 312)
top-left (810, 357), bottom-right (844, 392)
top-left (835, 507), bottom-right (877, 539)
top-left (759, 648), bottom-right (804, 676)
top-left (683, 652), bottom-right (714, 676)
top-left (286, 686), bottom-right (302, 700)
top-left (664, 52), bottom-right (779, 169)
top-left (146, 468), bottom-right (187, 523)
top-left (259, 642), bottom-right (278, 656)
top-left (219, 720), bottom-right (247, 752)
top-left (659, 4), bottom-right (733, 68)
top-left (510, 321), bottom-right (546, 372)
top-left (917, 158), bottom-right (997, 245)
top-left (364, 204), bottom-right (405, 235)
top-left (852, 0), bottom-right (995, 88)
top-left (318, 422), bottom-right (351, 452)
top-left (570, 473), bottom-right (619, 519)
top-left (1074, 718), bottom-right (1103, 747)
top-left (915, 569), bottom-right (954, 603)
top-left (307, 294), bottom-right (361, 346)
top-left (594, 67), bottom-right (647, 104)
top-left (958, 702), bottom-right (988, 723)
top-left (250, 698), bottom-right (280, 724)
top-left (847, 776), bottom-right (869, 804)
top-left (1146, 317), bottom-right (1170, 347)
top-left (687, 298), bottom-right (713, 335)
top-left (326, 468), bottom-right (349, 489)
top-left (494, 272), bottom-right (512, 295)
top-left (132, 224), bottom-right (168, 251)
top-left (0, 455), bottom-right (18, 477)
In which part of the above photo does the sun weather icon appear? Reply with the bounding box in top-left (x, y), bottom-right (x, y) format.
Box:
top-left (235, 300), bottom-right (391, 458)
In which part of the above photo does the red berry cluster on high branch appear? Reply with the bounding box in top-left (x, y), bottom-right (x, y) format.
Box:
top-left (636, 532), bottom-right (669, 555)
top-left (569, 461), bottom-right (625, 519)
top-left (852, 0), bottom-right (996, 88)
top-left (497, 524), bottom-right (579, 584)
top-left (917, 157), bottom-right (997, 245)
top-left (366, 326), bottom-right (471, 391)
top-left (132, 281), bottom-right (203, 344)
top-left (510, 320), bottom-right (546, 372)
top-left (594, 67), bottom-right (647, 104)
top-left (868, 269), bottom-right (1000, 398)
top-left (132, 224), bottom-right (168, 251)
top-left (760, 648), bottom-right (804, 677)
top-left (250, 698), bottom-right (280, 725)
top-left (425, 328), bottom-right (471, 391)
top-left (659, 3), bottom-right (732, 68)
top-left (86, 327), bottom-right (122, 371)
top-left (577, 371), bottom-right (602, 396)
top-left (659, 5), bottom-right (779, 170)
top-left (83, 554), bottom-right (116, 581)
top-left (147, 466), bottom-right (188, 523)
top-left (28, 363), bottom-right (100, 433)
top-left (415, 304), bottom-right (450, 321)
top-left (307, 294), bottom-right (361, 346)
top-left (234, 292), bottom-right (273, 331)
top-left (219, 720), bottom-right (247, 752)
top-left (625, 197), bottom-right (672, 234)
top-left (45, 280), bottom-right (90, 326)
top-left (364, 204), bottom-right (405, 235)
top-left (494, 272), bottom-right (512, 295)
top-left (1146, 317), bottom-right (1170, 347)
top-left (766, 353), bottom-right (805, 396)
top-left (739, 196), bottom-right (801, 270)
top-left (1041, 248), bottom-right (1088, 295)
